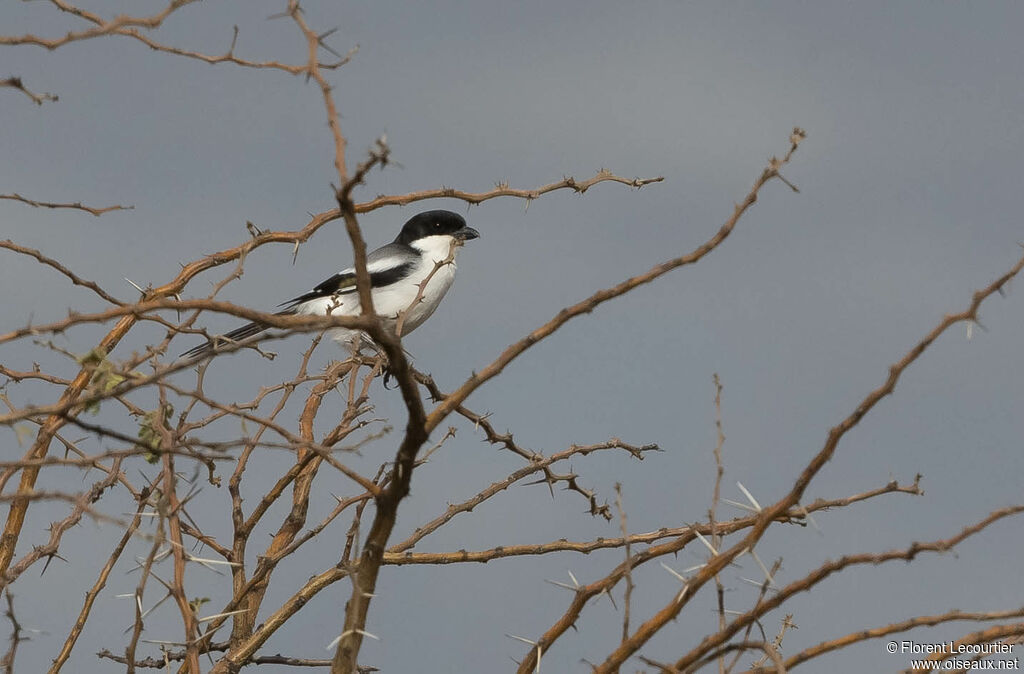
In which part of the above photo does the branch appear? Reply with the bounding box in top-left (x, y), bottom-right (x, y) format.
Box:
top-left (573, 239), bottom-right (1024, 673)
top-left (743, 606), bottom-right (1024, 673)
top-left (0, 239), bottom-right (125, 305)
top-left (904, 623), bottom-right (1024, 673)
top-left (2, 0), bottom-right (343, 75)
top-left (430, 128), bottom-right (806, 435)
top-left (354, 170), bottom-right (663, 212)
top-left (666, 506), bottom-right (1024, 674)
top-left (0, 193), bottom-right (130, 216)
top-left (49, 498), bottom-right (147, 672)
top-left (0, 77), bottom-right (57, 105)
top-left (1, 591), bottom-right (25, 674)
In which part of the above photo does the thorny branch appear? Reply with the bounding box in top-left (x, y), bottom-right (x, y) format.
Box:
top-left (5, 4), bottom-right (1023, 674)
top-left (571, 247), bottom-right (1024, 672)
top-left (0, 77), bottom-right (57, 105)
top-left (0, 194), bottom-right (131, 216)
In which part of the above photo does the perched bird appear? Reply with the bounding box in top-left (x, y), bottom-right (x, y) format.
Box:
top-left (180, 210), bottom-right (480, 362)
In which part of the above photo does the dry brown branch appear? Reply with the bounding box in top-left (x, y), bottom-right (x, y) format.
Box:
top-left (49, 497), bottom-right (148, 673)
top-left (678, 640), bottom-right (789, 674)
top-left (430, 128), bottom-right (806, 437)
top-left (388, 439), bottom-right (656, 555)
top-left (740, 607), bottom-right (1024, 673)
top-left (0, 9), bottom-right (661, 620)
top-left (723, 559), bottom-right (784, 674)
top-left (616, 485), bottom-right (634, 644)
top-left (157, 415), bottom-right (202, 672)
top-left (1, 591), bottom-right (25, 674)
top-left (708, 374), bottom-right (729, 674)
top-left (225, 358), bottom-right (362, 642)
top-left (0, 77), bottom-right (58, 105)
top-left (289, 0), bottom-right (349, 187)
top-left (513, 476), bottom-right (925, 670)
top-left (2, 0), bottom-right (351, 75)
top-left (98, 644), bottom-right (333, 669)
top-left (903, 623), bottom-right (1024, 673)
top-left (0, 193), bottom-right (130, 216)
top-left (125, 507), bottom-right (167, 674)
top-left (0, 458), bottom-right (123, 587)
top-left (7, 6), bottom-right (1013, 673)
top-left (1, 239), bottom-right (126, 304)
top-left (748, 616), bottom-right (795, 673)
top-left (411, 368), bottom-right (654, 518)
top-left (381, 478), bottom-right (920, 568)
top-left (355, 170), bottom-right (664, 212)
top-left (665, 506), bottom-right (1024, 674)
top-left (0, 365), bottom-right (71, 386)
top-left (565, 244), bottom-right (1024, 674)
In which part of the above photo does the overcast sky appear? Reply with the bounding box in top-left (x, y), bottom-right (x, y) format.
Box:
top-left (3, 1), bottom-right (1024, 672)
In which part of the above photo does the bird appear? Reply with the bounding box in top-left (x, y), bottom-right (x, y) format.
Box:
top-left (180, 210), bottom-right (480, 363)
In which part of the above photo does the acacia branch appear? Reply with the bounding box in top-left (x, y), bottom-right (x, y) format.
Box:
top-left (2, 0), bottom-right (352, 74)
top-left (904, 623), bottom-right (1024, 673)
top-left (574, 243), bottom-right (1024, 673)
top-left (0, 78), bottom-right (58, 105)
top-left (742, 606), bottom-right (1024, 673)
top-left (429, 128), bottom-right (806, 436)
top-left (0, 193), bottom-right (130, 216)
top-left (355, 171), bottom-right (663, 212)
top-left (0, 239), bottom-right (125, 305)
top-left (663, 506), bottom-right (1024, 673)
top-left (49, 497), bottom-right (147, 672)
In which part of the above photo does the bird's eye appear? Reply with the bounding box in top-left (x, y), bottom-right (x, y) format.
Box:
top-left (433, 222), bottom-right (441, 229)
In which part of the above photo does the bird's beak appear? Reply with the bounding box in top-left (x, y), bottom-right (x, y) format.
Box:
top-left (455, 226), bottom-right (480, 241)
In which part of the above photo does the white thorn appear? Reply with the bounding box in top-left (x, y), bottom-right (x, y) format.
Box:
top-left (544, 579), bottom-right (579, 592)
top-left (721, 498), bottom-right (759, 513)
top-left (197, 609), bottom-right (250, 624)
top-left (660, 561), bottom-right (688, 583)
top-left (505, 633), bottom-right (537, 646)
top-left (326, 629), bottom-right (380, 650)
top-left (736, 481), bottom-right (762, 512)
top-left (124, 277), bottom-right (146, 294)
top-left (750, 549), bottom-right (776, 587)
top-left (740, 576), bottom-right (771, 589)
top-left (694, 530), bottom-right (718, 556)
top-left (186, 553), bottom-right (241, 567)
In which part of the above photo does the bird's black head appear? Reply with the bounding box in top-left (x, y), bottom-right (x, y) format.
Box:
top-left (394, 210), bottom-right (480, 246)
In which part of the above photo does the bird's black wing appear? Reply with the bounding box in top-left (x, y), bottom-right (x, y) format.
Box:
top-left (180, 243), bottom-right (415, 363)
top-left (279, 257), bottom-right (415, 309)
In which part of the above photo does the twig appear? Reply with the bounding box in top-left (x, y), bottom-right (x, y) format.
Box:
top-left (0, 193), bottom-right (130, 216)
top-left (1, 591), bottom-right (25, 674)
top-left (582, 237), bottom-right (1024, 674)
top-left (431, 129), bottom-right (807, 436)
top-left (0, 77), bottom-right (57, 105)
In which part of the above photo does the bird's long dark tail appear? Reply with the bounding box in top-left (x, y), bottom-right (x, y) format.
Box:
top-left (178, 313), bottom-right (286, 364)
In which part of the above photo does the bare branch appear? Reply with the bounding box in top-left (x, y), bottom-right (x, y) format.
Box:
top-left (0, 193), bottom-right (130, 216)
top-left (430, 129), bottom-right (806, 435)
top-left (0, 77), bottom-right (57, 105)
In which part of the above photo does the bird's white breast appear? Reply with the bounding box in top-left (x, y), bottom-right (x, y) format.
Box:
top-left (297, 234), bottom-right (462, 346)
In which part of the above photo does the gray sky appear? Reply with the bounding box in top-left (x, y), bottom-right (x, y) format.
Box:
top-left (3, 1), bottom-right (1024, 672)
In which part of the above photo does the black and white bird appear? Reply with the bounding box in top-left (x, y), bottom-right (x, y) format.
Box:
top-left (180, 210), bottom-right (480, 362)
